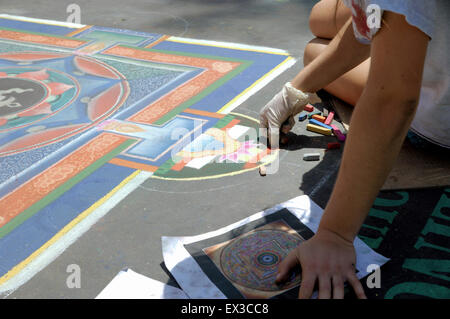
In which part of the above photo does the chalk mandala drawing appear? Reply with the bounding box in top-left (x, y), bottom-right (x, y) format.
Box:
top-left (204, 220), bottom-right (304, 299)
top-left (0, 16), bottom-right (292, 290)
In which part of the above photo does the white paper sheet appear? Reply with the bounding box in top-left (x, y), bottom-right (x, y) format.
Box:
top-left (162, 195), bottom-right (389, 299)
top-left (96, 268), bottom-right (188, 299)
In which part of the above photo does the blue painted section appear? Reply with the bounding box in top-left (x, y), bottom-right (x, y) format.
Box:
top-left (103, 116), bottom-right (201, 160)
top-left (0, 163), bottom-right (134, 278)
top-left (0, 18), bottom-right (78, 36)
top-left (0, 130), bottom-right (99, 199)
top-left (111, 68), bottom-right (202, 121)
top-left (113, 115), bottom-right (219, 167)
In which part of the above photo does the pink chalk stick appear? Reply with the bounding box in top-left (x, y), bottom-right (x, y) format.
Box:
top-left (304, 104), bottom-right (314, 112)
top-left (324, 111), bottom-right (334, 125)
top-left (331, 124), bottom-right (346, 142)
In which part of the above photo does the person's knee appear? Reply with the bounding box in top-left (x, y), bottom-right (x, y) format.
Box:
top-left (303, 38), bottom-right (329, 66)
top-left (309, 1), bottom-right (327, 38)
top-left (309, 0), bottom-right (351, 39)
top-left (309, 0), bottom-right (337, 39)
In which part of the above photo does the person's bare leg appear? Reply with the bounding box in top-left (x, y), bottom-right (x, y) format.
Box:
top-left (309, 0), bottom-right (352, 39)
top-left (304, 0), bottom-right (368, 105)
top-left (303, 38), bottom-right (370, 106)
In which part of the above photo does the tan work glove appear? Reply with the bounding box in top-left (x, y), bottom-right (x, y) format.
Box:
top-left (259, 82), bottom-right (311, 147)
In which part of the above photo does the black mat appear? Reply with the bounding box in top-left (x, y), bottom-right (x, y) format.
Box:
top-left (357, 187), bottom-right (450, 299)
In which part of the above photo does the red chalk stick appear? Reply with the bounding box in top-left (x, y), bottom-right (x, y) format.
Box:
top-left (331, 124), bottom-right (346, 142)
top-left (324, 111), bottom-right (334, 125)
top-left (304, 104), bottom-right (314, 112)
top-left (327, 142), bottom-right (341, 150)
top-left (312, 114), bottom-right (326, 123)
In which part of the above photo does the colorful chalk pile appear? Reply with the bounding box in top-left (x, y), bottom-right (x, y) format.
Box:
top-left (299, 104), bottom-right (346, 142)
top-left (299, 104), bottom-right (346, 161)
top-left (260, 103), bottom-right (346, 173)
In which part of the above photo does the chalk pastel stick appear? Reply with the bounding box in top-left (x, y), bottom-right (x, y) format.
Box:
top-left (298, 111), bottom-right (308, 122)
top-left (327, 142), bottom-right (341, 150)
top-left (312, 114), bottom-right (326, 123)
top-left (330, 124), bottom-right (346, 141)
top-left (309, 119), bottom-right (333, 130)
top-left (324, 111), bottom-right (335, 125)
top-left (259, 165), bottom-right (267, 176)
top-left (303, 153), bottom-right (320, 161)
top-left (306, 123), bottom-right (332, 136)
top-left (304, 104), bottom-right (314, 112)
top-left (308, 111), bottom-right (322, 119)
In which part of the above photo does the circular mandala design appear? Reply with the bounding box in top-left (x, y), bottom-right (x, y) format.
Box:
top-left (0, 77), bottom-right (48, 117)
top-left (257, 252), bottom-right (280, 266)
top-left (0, 52), bottom-right (129, 156)
top-left (220, 229), bottom-right (302, 291)
top-left (0, 66), bottom-right (78, 130)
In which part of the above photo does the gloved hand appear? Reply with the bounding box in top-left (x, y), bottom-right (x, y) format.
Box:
top-left (259, 82), bottom-right (311, 147)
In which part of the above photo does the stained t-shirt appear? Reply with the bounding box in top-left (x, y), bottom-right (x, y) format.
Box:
top-left (342, 0), bottom-right (450, 148)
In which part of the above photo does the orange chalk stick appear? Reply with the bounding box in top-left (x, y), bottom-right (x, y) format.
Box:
top-left (311, 114), bottom-right (326, 123)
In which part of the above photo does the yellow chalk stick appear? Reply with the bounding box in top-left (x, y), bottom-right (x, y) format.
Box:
top-left (306, 123), bottom-right (332, 136)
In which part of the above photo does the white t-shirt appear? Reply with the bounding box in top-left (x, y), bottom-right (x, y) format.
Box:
top-left (342, 0), bottom-right (450, 148)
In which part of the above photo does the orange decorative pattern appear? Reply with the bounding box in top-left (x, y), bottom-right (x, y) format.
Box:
top-left (104, 46), bottom-right (238, 69)
top-left (103, 45), bottom-right (241, 124)
top-left (0, 133), bottom-right (128, 228)
top-left (0, 29), bottom-right (85, 48)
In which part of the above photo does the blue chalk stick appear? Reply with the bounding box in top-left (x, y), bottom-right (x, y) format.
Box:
top-left (298, 112), bottom-right (308, 121)
top-left (309, 119), bottom-right (333, 130)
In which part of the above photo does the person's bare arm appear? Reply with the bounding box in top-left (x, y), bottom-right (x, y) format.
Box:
top-left (291, 18), bottom-right (369, 93)
top-left (319, 11), bottom-right (429, 243)
top-left (277, 11), bottom-right (429, 299)
top-left (259, 18), bottom-right (369, 144)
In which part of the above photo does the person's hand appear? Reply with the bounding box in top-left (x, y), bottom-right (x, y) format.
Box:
top-left (259, 82), bottom-right (311, 147)
top-left (275, 228), bottom-right (367, 299)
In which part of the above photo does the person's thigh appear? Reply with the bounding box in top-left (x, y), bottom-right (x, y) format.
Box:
top-left (303, 38), bottom-right (370, 106)
top-left (309, 0), bottom-right (352, 39)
